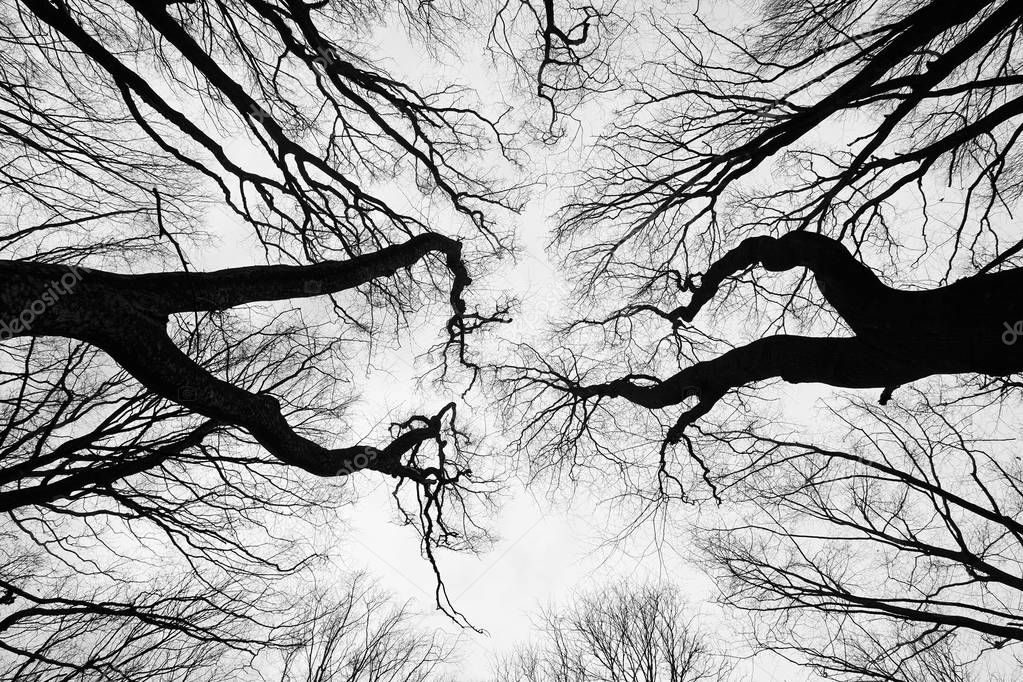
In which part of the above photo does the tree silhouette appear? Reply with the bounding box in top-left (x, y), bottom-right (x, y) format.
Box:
top-left (0, 326), bottom-right (459, 679)
top-left (488, 0), bottom-right (625, 136)
top-left (698, 392), bottom-right (1023, 680)
top-left (7, 0), bottom-right (1023, 679)
top-left (495, 1), bottom-right (1023, 677)
top-left (507, 0), bottom-right (1023, 492)
top-left (4, 0), bottom-right (514, 481)
top-left (493, 583), bottom-right (729, 682)
top-left (0, 0), bottom-right (513, 674)
top-left (278, 575), bottom-right (454, 682)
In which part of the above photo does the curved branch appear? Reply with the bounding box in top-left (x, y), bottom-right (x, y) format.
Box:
top-left (0, 234), bottom-right (479, 482)
top-left (530, 231), bottom-right (1023, 449)
top-left (663, 232), bottom-right (889, 329)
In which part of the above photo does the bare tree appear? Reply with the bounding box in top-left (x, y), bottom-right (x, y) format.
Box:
top-left (492, 583), bottom-right (729, 682)
top-left (504, 0), bottom-right (1023, 488)
top-left (490, 2), bottom-right (1023, 677)
top-left (278, 574), bottom-right (454, 682)
top-left (694, 391), bottom-right (1023, 680)
top-left (0, 328), bottom-right (381, 679)
top-left (488, 0), bottom-right (628, 137)
top-left (3, 0), bottom-right (517, 481)
top-left (13, 0), bottom-right (1023, 679)
top-left (0, 0), bottom-right (521, 676)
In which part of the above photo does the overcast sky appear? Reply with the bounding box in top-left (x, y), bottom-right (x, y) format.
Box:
top-left (199, 3), bottom-right (833, 678)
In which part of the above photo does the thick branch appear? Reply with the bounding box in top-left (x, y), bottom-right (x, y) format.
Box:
top-left (574, 335), bottom-right (927, 422)
top-left (129, 232), bottom-right (466, 314)
top-left (666, 232), bottom-right (889, 329)
top-left (554, 232), bottom-right (1023, 442)
top-left (99, 325), bottom-right (449, 477)
top-left (0, 234), bottom-right (474, 481)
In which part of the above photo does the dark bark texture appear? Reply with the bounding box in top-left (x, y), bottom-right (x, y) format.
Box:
top-left (0, 233), bottom-right (469, 480)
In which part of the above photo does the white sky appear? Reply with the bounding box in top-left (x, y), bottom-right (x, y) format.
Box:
top-left (6, 1), bottom-right (1023, 680)
top-left (198, 3), bottom-right (837, 679)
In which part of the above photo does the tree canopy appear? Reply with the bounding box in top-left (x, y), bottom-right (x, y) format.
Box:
top-left (3, 0), bottom-right (1023, 680)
